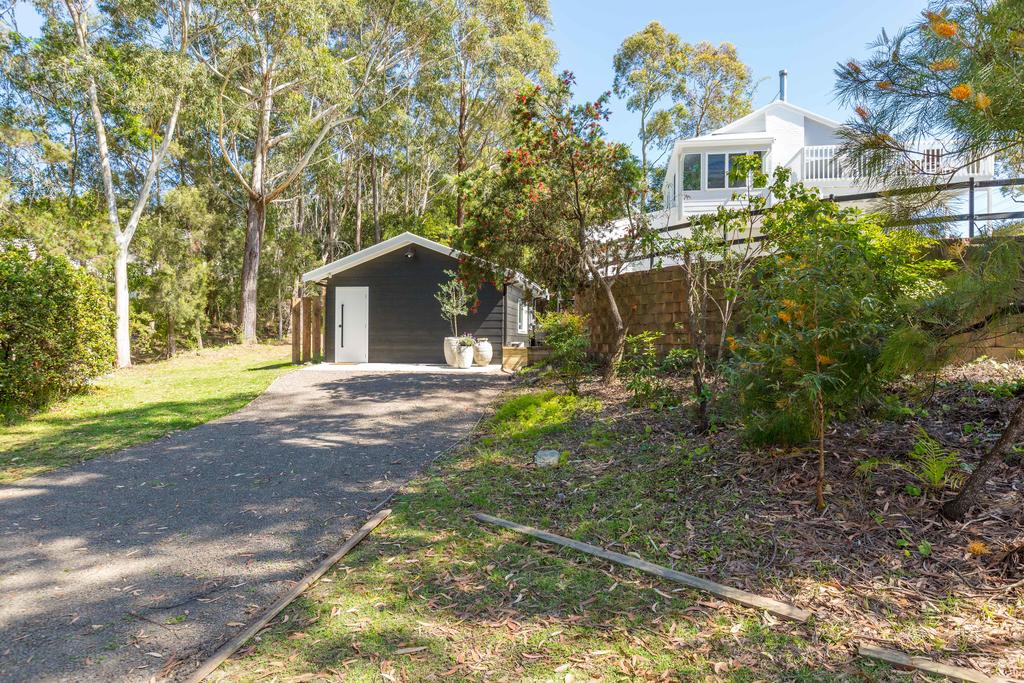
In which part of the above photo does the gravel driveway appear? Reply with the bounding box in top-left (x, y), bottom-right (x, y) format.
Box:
top-left (0, 368), bottom-right (504, 682)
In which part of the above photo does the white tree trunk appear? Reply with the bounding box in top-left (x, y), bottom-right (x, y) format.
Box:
top-left (114, 241), bottom-right (131, 367)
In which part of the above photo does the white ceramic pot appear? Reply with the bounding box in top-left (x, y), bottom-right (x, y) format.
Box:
top-left (443, 337), bottom-right (458, 366)
top-left (455, 344), bottom-right (475, 369)
top-left (473, 339), bottom-right (493, 366)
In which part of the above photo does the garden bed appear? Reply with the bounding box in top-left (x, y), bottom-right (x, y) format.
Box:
top-left (209, 359), bottom-right (1023, 681)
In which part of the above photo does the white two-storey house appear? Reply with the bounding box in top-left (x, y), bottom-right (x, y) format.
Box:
top-left (661, 72), bottom-right (994, 227)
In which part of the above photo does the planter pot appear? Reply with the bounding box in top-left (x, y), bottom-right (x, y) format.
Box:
top-left (443, 337), bottom-right (458, 367)
top-left (454, 344), bottom-right (475, 369)
top-left (473, 339), bottom-right (493, 366)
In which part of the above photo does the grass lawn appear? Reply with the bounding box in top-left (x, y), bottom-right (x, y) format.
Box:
top-left (0, 343), bottom-right (293, 483)
top-left (208, 376), bottom-right (1024, 683)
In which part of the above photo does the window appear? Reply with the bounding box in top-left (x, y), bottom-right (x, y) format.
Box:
top-left (682, 153), bottom-right (701, 191)
top-left (517, 299), bottom-right (530, 334)
top-left (728, 153), bottom-right (748, 188)
top-left (707, 153), bottom-right (726, 189)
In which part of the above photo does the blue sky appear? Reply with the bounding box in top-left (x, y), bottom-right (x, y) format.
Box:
top-left (549, 0), bottom-right (925, 152)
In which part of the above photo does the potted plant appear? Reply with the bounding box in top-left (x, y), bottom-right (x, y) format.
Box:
top-left (435, 270), bottom-right (473, 366)
top-left (454, 335), bottom-right (476, 368)
top-left (473, 337), bottom-right (493, 366)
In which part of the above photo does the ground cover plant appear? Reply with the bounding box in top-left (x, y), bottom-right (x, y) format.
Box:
top-left (0, 343), bottom-right (291, 482)
top-left (209, 358), bottom-right (1023, 682)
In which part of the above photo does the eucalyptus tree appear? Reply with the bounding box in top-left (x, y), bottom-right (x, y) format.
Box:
top-left (613, 26), bottom-right (752, 207)
top-left (440, 0), bottom-right (556, 229)
top-left (193, 0), bottom-right (428, 343)
top-left (28, 0), bottom-right (195, 367)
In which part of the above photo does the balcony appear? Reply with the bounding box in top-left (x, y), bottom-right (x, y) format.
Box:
top-left (802, 144), bottom-right (994, 184)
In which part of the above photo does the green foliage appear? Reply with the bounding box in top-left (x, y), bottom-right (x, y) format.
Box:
top-left (621, 331), bottom-right (673, 406)
top-left (730, 179), bottom-right (940, 447)
top-left (857, 426), bottom-right (965, 493)
top-left (536, 311), bottom-right (590, 394)
top-left (489, 390), bottom-right (598, 442)
top-left (435, 270), bottom-right (473, 337)
top-left (0, 247), bottom-right (114, 417)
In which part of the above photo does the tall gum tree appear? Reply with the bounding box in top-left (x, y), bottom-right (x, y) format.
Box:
top-left (52, 0), bottom-right (193, 367)
top-left (193, 0), bottom-right (426, 342)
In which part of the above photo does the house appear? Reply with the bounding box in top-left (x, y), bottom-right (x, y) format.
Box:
top-left (301, 232), bottom-right (540, 364)
top-left (660, 70), bottom-right (995, 227)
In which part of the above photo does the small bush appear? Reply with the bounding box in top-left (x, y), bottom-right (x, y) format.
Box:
top-left (536, 311), bottom-right (590, 393)
top-left (0, 247), bottom-right (114, 417)
top-left (621, 331), bottom-right (674, 406)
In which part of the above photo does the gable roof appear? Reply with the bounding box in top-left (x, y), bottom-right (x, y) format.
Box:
top-left (302, 231), bottom-right (546, 296)
top-left (714, 100), bottom-right (841, 136)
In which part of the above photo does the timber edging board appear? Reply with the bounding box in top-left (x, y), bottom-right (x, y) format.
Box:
top-left (472, 512), bottom-right (811, 623)
top-left (857, 643), bottom-right (1017, 683)
top-left (183, 508), bottom-right (392, 683)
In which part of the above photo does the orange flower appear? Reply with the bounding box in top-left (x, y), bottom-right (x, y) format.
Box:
top-left (967, 541), bottom-right (988, 556)
top-left (777, 311), bottom-right (792, 323)
top-left (876, 80), bottom-right (893, 90)
top-left (855, 105), bottom-right (870, 121)
top-left (975, 92), bottom-right (992, 110)
top-left (783, 357), bottom-right (797, 367)
top-left (816, 353), bottom-right (835, 366)
top-left (847, 60), bottom-right (862, 74)
top-left (726, 336), bottom-right (738, 351)
top-left (782, 299), bottom-right (798, 309)
top-left (933, 21), bottom-right (958, 38)
top-left (928, 57), bottom-right (959, 71)
top-left (950, 83), bottom-right (972, 101)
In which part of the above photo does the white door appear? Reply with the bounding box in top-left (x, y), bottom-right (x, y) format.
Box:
top-left (334, 287), bottom-right (369, 363)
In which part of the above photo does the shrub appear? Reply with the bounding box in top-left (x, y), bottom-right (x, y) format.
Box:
top-left (621, 331), bottom-right (673, 406)
top-left (536, 311), bottom-right (590, 394)
top-left (728, 187), bottom-right (939, 509)
top-left (0, 246), bottom-right (114, 417)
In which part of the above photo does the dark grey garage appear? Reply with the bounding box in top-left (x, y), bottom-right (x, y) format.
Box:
top-left (302, 232), bottom-right (540, 364)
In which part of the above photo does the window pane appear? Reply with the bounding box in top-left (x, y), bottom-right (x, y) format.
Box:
top-left (729, 153), bottom-right (747, 188)
top-left (682, 154), bottom-right (701, 191)
top-left (707, 154), bottom-right (725, 189)
top-left (752, 151), bottom-right (766, 187)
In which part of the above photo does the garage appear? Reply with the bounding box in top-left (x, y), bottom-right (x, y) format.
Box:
top-left (301, 232), bottom-right (541, 364)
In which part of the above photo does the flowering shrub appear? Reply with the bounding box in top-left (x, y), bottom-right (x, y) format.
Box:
top-left (0, 247), bottom-right (114, 418)
top-left (728, 187), bottom-right (942, 508)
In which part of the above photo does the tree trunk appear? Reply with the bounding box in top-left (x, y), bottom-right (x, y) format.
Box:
top-left (371, 152), bottom-right (380, 243)
top-left (354, 164), bottom-right (363, 251)
top-left (587, 259), bottom-right (624, 382)
top-left (683, 251), bottom-right (710, 432)
top-left (240, 196), bottom-right (265, 344)
top-left (815, 393), bottom-right (826, 511)
top-left (941, 399), bottom-right (1024, 521)
top-left (455, 75), bottom-right (468, 229)
top-left (114, 242), bottom-right (131, 367)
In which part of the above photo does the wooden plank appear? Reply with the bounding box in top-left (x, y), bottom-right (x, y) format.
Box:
top-left (290, 298), bottom-right (302, 364)
top-left (183, 508), bottom-right (392, 683)
top-left (473, 512), bottom-right (811, 623)
top-left (311, 294), bottom-right (322, 361)
top-left (301, 296), bottom-right (312, 363)
top-left (857, 643), bottom-right (1013, 683)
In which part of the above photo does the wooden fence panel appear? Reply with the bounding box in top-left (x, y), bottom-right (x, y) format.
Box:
top-left (301, 297), bottom-right (312, 363)
top-left (291, 298), bottom-right (302, 364)
top-left (311, 295), bottom-right (323, 361)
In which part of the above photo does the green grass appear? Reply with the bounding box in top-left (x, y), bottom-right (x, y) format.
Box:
top-left (0, 344), bottom-right (293, 482)
top-left (213, 389), bottom-right (903, 682)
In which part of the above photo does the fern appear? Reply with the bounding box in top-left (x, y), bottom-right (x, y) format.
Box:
top-left (855, 426), bottom-right (964, 492)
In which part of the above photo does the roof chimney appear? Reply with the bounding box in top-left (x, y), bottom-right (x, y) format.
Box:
top-left (778, 69), bottom-right (788, 102)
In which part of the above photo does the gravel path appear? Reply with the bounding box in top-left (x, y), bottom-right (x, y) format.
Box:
top-left (0, 368), bottom-right (504, 682)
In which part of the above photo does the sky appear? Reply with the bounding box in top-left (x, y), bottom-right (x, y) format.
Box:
top-left (548, 0), bottom-right (926, 153)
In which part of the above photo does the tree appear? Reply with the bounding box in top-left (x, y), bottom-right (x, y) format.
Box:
top-left (674, 154), bottom-right (772, 431)
top-left (612, 21), bottom-right (685, 209)
top-left (194, 0), bottom-right (425, 343)
top-left (835, 1), bottom-right (1023, 201)
top-left (613, 27), bottom-right (752, 208)
top-left (729, 179), bottom-right (939, 510)
top-left (441, 0), bottom-right (556, 229)
top-left (41, 0), bottom-right (193, 367)
top-left (459, 73), bottom-right (657, 380)
top-left (881, 232), bottom-right (1024, 520)
top-left (435, 269), bottom-right (472, 336)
